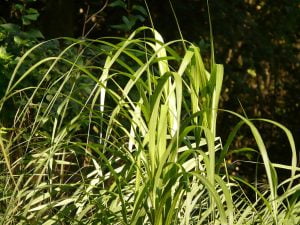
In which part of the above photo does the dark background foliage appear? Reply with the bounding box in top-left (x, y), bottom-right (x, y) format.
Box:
top-left (0, 0), bottom-right (299, 181)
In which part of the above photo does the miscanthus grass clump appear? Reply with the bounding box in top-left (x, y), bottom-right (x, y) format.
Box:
top-left (0, 26), bottom-right (299, 224)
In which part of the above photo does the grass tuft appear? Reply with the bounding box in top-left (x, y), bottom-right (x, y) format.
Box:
top-left (0, 26), bottom-right (299, 224)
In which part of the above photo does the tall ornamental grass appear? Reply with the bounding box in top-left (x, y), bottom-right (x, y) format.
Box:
top-left (0, 26), bottom-right (299, 224)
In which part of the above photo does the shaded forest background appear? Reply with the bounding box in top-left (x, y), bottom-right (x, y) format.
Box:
top-left (0, 0), bottom-right (299, 181)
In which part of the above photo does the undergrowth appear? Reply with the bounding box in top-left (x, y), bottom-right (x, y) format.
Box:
top-left (0, 26), bottom-right (299, 225)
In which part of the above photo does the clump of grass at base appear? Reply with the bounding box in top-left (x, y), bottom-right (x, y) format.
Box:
top-left (0, 26), bottom-right (299, 225)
